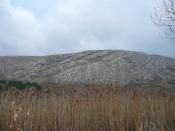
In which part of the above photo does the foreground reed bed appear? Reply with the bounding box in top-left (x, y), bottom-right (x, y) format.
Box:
top-left (0, 86), bottom-right (174, 131)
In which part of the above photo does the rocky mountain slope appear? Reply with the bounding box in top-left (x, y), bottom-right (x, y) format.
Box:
top-left (0, 50), bottom-right (175, 88)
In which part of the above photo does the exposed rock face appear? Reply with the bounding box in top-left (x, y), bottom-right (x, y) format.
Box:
top-left (0, 50), bottom-right (175, 88)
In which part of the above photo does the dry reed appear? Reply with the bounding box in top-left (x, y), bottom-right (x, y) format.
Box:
top-left (0, 86), bottom-right (174, 131)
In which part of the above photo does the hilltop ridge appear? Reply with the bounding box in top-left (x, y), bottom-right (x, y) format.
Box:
top-left (0, 50), bottom-right (175, 88)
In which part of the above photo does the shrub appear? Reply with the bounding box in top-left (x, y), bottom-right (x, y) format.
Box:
top-left (0, 80), bottom-right (41, 90)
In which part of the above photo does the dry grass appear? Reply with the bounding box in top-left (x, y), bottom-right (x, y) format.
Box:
top-left (0, 86), bottom-right (175, 131)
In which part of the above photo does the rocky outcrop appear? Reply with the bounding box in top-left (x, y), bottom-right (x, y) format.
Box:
top-left (0, 50), bottom-right (175, 88)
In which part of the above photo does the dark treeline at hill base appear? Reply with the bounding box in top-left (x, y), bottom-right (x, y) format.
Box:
top-left (0, 80), bottom-right (41, 90)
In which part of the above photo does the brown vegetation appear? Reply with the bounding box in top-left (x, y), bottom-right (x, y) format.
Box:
top-left (0, 86), bottom-right (175, 131)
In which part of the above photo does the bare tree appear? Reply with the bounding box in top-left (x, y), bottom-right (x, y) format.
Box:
top-left (154, 0), bottom-right (175, 39)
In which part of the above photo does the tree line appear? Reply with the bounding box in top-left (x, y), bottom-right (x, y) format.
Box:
top-left (0, 80), bottom-right (41, 90)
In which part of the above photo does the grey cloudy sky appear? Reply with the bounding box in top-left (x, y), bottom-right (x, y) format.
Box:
top-left (0, 0), bottom-right (175, 58)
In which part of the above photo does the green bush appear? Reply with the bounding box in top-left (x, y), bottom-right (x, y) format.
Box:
top-left (0, 80), bottom-right (41, 90)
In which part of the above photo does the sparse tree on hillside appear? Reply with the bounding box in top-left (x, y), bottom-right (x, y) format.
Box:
top-left (154, 0), bottom-right (175, 39)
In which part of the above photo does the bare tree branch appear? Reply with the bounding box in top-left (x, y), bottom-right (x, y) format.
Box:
top-left (153, 0), bottom-right (175, 39)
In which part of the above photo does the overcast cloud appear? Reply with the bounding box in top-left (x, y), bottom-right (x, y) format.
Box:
top-left (0, 0), bottom-right (175, 57)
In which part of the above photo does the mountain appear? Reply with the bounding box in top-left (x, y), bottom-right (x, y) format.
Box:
top-left (0, 50), bottom-right (175, 88)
